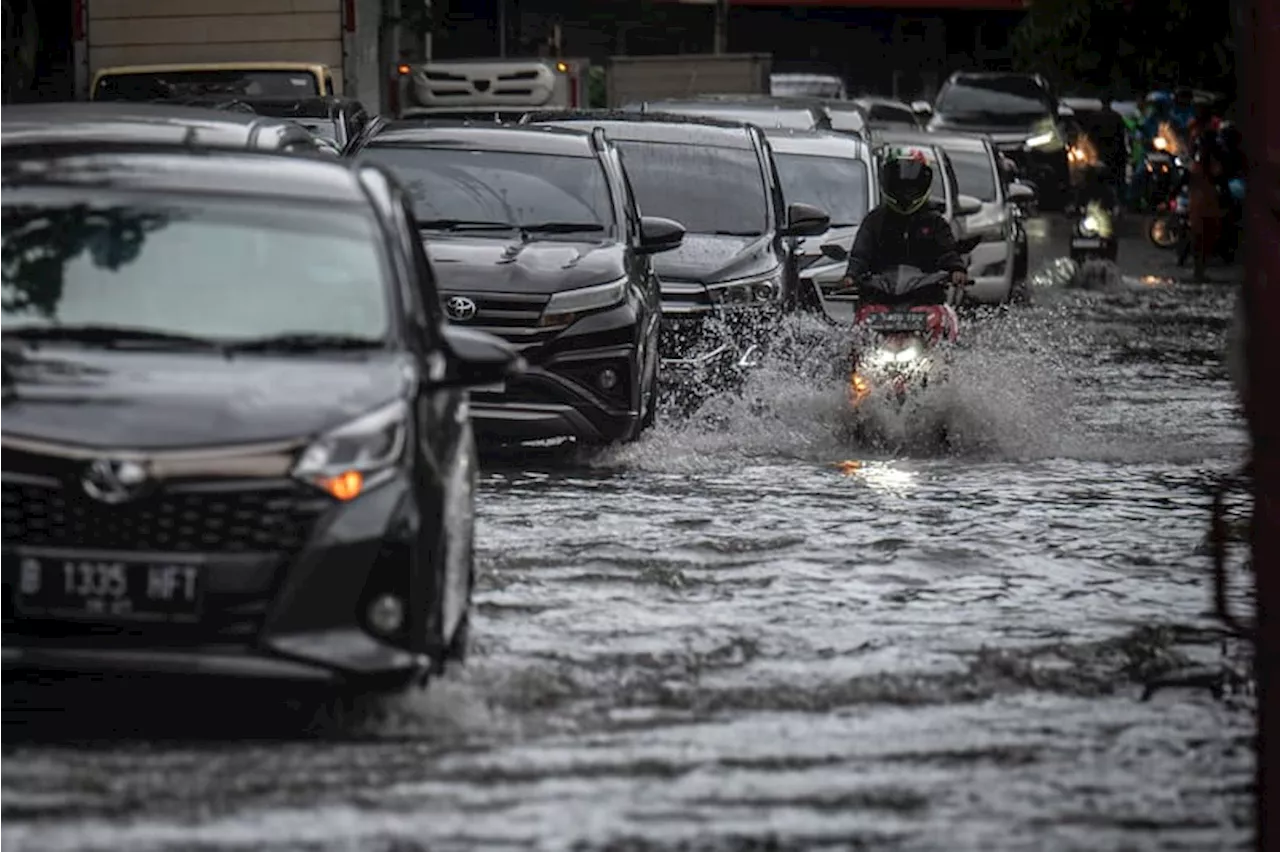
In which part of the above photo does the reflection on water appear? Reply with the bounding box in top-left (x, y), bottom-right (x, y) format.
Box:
top-left (1, 240), bottom-right (1253, 851)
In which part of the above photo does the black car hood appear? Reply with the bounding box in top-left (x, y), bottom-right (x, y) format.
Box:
top-left (652, 233), bottom-right (776, 285)
top-left (0, 347), bottom-right (412, 450)
top-left (426, 236), bottom-right (626, 294)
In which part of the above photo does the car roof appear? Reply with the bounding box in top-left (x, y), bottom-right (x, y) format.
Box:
top-left (365, 121), bottom-right (599, 157)
top-left (761, 127), bottom-right (868, 158)
top-left (3, 146), bottom-right (371, 206)
top-left (1, 102), bottom-right (315, 150)
top-left (525, 111), bottom-right (758, 149)
top-left (873, 128), bottom-right (988, 152)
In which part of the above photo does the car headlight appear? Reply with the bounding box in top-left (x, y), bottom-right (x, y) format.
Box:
top-left (1025, 131), bottom-right (1061, 150)
top-left (292, 400), bottom-right (408, 501)
top-left (707, 271), bottom-right (782, 307)
top-left (539, 278), bottom-right (627, 327)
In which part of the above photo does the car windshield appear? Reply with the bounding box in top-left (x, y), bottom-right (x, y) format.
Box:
top-left (1, 189), bottom-right (389, 342)
top-left (869, 104), bottom-right (918, 125)
top-left (657, 105), bottom-right (819, 130)
top-left (359, 147), bottom-right (613, 234)
top-left (774, 153), bottom-right (869, 227)
top-left (614, 140), bottom-right (768, 236)
top-left (93, 70), bottom-right (320, 101)
top-left (936, 77), bottom-right (1053, 123)
top-left (940, 148), bottom-right (997, 202)
top-left (771, 78), bottom-right (844, 99)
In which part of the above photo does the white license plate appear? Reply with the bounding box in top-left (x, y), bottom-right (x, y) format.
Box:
top-left (15, 554), bottom-right (203, 622)
top-left (472, 382), bottom-right (505, 394)
top-left (1072, 237), bottom-right (1102, 248)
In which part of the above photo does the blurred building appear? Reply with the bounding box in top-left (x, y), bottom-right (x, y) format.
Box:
top-left (429, 0), bottom-right (1030, 102)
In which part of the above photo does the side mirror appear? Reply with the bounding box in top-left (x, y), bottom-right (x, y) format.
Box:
top-left (1007, 182), bottom-right (1036, 204)
top-left (819, 243), bottom-right (848, 262)
top-left (910, 100), bottom-right (934, 117)
top-left (956, 194), bottom-right (983, 217)
top-left (436, 325), bottom-right (525, 388)
top-left (637, 215), bottom-right (685, 255)
top-left (782, 201), bottom-right (830, 237)
top-left (955, 235), bottom-right (982, 255)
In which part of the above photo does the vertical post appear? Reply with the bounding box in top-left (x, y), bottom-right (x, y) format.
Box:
top-left (423, 0), bottom-right (432, 62)
top-left (714, 0), bottom-right (729, 55)
top-left (498, 0), bottom-right (506, 57)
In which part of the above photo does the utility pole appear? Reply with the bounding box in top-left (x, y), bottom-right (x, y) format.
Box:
top-left (713, 0), bottom-right (729, 55)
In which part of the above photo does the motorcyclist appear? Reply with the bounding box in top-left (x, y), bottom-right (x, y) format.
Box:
top-left (1072, 96), bottom-right (1128, 212)
top-left (1171, 87), bottom-right (1197, 134)
top-left (838, 147), bottom-right (968, 295)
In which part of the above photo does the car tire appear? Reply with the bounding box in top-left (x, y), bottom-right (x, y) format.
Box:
top-left (439, 429), bottom-right (478, 668)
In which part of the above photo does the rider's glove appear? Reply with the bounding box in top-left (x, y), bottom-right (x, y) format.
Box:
top-left (950, 270), bottom-right (970, 286)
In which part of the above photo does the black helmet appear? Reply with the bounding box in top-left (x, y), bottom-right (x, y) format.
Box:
top-left (881, 147), bottom-right (933, 214)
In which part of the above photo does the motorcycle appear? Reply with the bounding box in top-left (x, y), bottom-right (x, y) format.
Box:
top-left (842, 265), bottom-right (964, 412)
top-left (1148, 183), bottom-right (1189, 250)
top-left (1069, 198), bottom-right (1120, 263)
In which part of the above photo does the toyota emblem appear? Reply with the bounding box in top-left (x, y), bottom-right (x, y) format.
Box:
top-left (82, 459), bottom-right (148, 504)
top-left (445, 296), bottom-right (478, 322)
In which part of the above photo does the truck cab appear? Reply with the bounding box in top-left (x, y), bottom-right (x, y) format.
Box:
top-left (396, 58), bottom-right (587, 119)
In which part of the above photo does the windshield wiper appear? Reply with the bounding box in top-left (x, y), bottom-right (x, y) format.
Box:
top-left (4, 324), bottom-right (223, 351)
top-left (710, 229), bottom-right (763, 237)
top-left (416, 218), bottom-right (515, 232)
top-left (226, 333), bottom-right (384, 353)
top-left (519, 222), bottom-right (606, 234)
top-left (828, 221), bottom-right (860, 228)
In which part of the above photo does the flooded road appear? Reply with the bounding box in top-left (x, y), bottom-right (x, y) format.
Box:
top-left (3, 215), bottom-right (1255, 851)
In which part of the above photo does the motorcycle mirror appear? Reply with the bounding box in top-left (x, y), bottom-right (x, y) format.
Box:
top-left (910, 100), bottom-right (933, 117)
top-left (819, 243), bottom-right (849, 262)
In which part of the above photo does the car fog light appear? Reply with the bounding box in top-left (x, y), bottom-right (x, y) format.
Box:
top-left (368, 594), bottom-right (405, 635)
top-left (597, 367), bottom-right (619, 390)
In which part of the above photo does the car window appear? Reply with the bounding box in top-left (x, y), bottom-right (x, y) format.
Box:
top-left (613, 140), bottom-right (769, 236)
top-left (773, 153), bottom-right (869, 227)
top-left (359, 147), bottom-right (614, 234)
top-left (869, 104), bottom-right (918, 126)
top-left (827, 110), bottom-right (867, 134)
top-left (2, 189), bottom-right (391, 341)
top-left (941, 148), bottom-right (998, 202)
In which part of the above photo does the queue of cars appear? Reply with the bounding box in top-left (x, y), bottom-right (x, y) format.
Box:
top-left (0, 77), bottom-right (1045, 706)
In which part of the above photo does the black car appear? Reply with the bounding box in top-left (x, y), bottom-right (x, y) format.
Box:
top-left (350, 122), bottom-right (684, 446)
top-left (3, 101), bottom-right (335, 155)
top-left (1, 109), bottom-right (522, 698)
top-left (525, 111), bottom-right (829, 376)
top-left (159, 95), bottom-right (372, 151)
top-left (922, 72), bottom-right (1071, 209)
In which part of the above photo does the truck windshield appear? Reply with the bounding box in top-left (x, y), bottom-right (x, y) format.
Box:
top-left (93, 70), bottom-right (320, 101)
top-left (614, 141), bottom-right (769, 236)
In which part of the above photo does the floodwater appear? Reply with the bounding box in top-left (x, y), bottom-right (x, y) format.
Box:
top-left (2, 217), bottom-right (1256, 851)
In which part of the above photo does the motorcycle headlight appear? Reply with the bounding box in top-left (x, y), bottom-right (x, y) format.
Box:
top-left (292, 400), bottom-right (409, 501)
top-left (1078, 215), bottom-right (1100, 236)
top-left (1153, 136), bottom-right (1169, 151)
top-left (539, 278), bottom-right (627, 327)
top-left (707, 271), bottom-right (783, 307)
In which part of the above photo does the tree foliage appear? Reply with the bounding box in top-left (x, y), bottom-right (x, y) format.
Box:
top-left (1011, 0), bottom-right (1236, 99)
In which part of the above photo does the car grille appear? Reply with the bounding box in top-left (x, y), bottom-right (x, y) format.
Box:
top-left (2, 479), bottom-right (325, 554)
top-left (2, 469), bottom-right (331, 645)
top-left (440, 290), bottom-right (558, 349)
top-left (660, 280), bottom-right (714, 317)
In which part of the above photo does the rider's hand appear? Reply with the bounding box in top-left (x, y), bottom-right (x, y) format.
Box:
top-left (950, 270), bottom-right (970, 287)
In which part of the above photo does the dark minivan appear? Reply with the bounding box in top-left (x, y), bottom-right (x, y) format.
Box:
top-left (921, 72), bottom-right (1072, 208)
top-left (526, 111), bottom-right (830, 375)
top-left (1, 105), bottom-right (521, 700)
top-left (351, 122), bottom-right (685, 445)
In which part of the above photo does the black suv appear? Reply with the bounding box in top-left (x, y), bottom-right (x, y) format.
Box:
top-left (923, 72), bottom-right (1071, 209)
top-left (351, 122), bottom-right (685, 446)
top-left (525, 111), bottom-right (829, 380)
top-left (1, 106), bottom-right (521, 697)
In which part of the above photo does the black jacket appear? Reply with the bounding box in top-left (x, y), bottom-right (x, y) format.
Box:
top-left (845, 205), bottom-right (966, 280)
